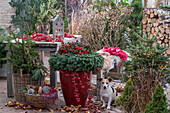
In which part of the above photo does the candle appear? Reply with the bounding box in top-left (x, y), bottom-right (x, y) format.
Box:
top-left (58, 34), bottom-right (61, 38)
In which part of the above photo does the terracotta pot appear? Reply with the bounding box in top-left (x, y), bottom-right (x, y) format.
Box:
top-left (60, 71), bottom-right (91, 107)
top-left (36, 23), bottom-right (50, 35)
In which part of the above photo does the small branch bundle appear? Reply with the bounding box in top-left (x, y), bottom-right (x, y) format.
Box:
top-left (142, 8), bottom-right (170, 56)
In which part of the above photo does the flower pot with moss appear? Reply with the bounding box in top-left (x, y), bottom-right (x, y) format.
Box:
top-left (49, 42), bottom-right (104, 107)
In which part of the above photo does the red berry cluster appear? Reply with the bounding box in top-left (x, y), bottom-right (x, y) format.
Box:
top-left (19, 32), bottom-right (64, 43)
top-left (60, 71), bottom-right (93, 103)
top-left (88, 93), bottom-right (94, 104)
top-left (58, 42), bottom-right (93, 55)
top-left (64, 32), bottom-right (77, 39)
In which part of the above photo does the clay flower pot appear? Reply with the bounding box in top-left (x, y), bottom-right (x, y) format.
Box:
top-left (36, 23), bottom-right (50, 35)
top-left (60, 71), bottom-right (91, 107)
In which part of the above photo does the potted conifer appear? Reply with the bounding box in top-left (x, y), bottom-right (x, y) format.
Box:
top-left (6, 29), bottom-right (47, 102)
top-left (49, 42), bottom-right (104, 107)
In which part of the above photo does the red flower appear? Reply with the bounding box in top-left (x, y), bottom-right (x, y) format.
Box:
top-left (78, 51), bottom-right (84, 55)
top-left (64, 32), bottom-right (67, 37)
top-left (100, 46), bottom-right (127, 61)
top-left (23, 37), bottom-right (28, 40)
top-left (96, 68), bottom-right (101, 71)
top-left (103, 46), bottom-right (109, 49)
top-left (76, 47), bottom-right (82, 50)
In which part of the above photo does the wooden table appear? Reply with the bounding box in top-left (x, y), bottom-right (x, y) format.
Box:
top-left (3, 41), bottom-right (62, 97)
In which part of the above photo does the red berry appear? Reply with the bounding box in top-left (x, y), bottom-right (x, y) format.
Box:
top-left (81, 86), bottom-right (85, 88)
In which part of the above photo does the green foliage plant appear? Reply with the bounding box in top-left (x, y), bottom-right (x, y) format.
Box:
top-left (144, 84), bottom-right (170, 113)
top-left (9, 0), bottom-right (46, 35)
top-left (124, 0), bottom-right (143, 46)
top-left (0, 41), bottom-right (6, 68)
top-left (28, 0), bottom-right (57, 28)
top-left (123, 30), bottom-right (170, 112)
top-left (49, 42), bottom-right (104, 72)
top-left (6, 29), bottom-right (47, 80)
top-left (115, 79), bottom-right (135, 113)
top-left (159, 5), bottom-right (170, 10)
top-left (0, 26), bottom-right (12, 67)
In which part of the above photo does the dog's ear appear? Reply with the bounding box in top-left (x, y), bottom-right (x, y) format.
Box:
top-left (108, 78), bottom-right (112, 82)
top-left (98, 78), bottom-right (103, 82)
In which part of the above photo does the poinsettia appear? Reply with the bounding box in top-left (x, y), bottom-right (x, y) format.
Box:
top-left (99, 46), bottom-right (127, 61)
top-left (99, 46), bottom-right (128, 66)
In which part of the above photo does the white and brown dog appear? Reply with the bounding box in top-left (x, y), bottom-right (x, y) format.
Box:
top-left (99, 78), bottom-right (118, 110)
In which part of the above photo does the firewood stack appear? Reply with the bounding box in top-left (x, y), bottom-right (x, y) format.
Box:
top-left (142, 8), bottom-right (170, 56)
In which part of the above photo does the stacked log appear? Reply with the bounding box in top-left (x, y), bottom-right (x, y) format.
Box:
top-left (142, 8), bottom-right (170, 56)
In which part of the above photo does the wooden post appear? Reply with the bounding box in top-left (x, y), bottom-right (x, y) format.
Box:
top-left (41, 51), bottom-right (44, 64)
top-left (96, 71), bottom-right (101, 101)
top-left (50, 51), bottom-right (56, 87)
top-left (6, 50), bottom-right (14, 97)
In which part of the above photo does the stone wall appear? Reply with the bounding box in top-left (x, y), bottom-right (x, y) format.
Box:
top-left (0, 0), bottom-right (15, 31)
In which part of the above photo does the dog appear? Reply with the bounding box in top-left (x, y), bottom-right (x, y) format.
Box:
top-left (99, 78), bottom-right (118, 110)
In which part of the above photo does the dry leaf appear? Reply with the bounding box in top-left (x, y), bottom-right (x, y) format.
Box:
top-left (57, 81), bottom-right (60, 84)
top-left (38, 109), bottom-right (42, 112)
top-left (33, 110), bottom-right (38, 112)
top-left (49, 108), bottom-right (53, 113)
top-left (82, 108), bottom-right (89, 111)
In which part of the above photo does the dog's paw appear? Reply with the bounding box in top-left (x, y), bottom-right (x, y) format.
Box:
top-left (101, 104), bottom-right (106, 108)
top-left (107, 106), bottom-right (111, 110)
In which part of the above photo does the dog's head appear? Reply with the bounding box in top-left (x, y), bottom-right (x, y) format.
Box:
top-left (99, 78), bottom-right (112, 89)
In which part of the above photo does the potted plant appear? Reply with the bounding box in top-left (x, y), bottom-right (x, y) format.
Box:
top-left (6, 29), bottom-right (48, 102)
top-left (0, 26), bottom-right (16, 77)
top-left (28, 0), bottom-right (57, 35)
top-left (0, 27), bottom-right (6, 67)
top-left (49, 42), bottom-right (104, 107)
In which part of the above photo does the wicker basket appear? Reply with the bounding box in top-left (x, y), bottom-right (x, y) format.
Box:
top-left (25, 93), bottom-right (47, 108)
top-left (25, 90), bottom-right (58, 108)
top-left (13, 74), bottom-right (42, 103)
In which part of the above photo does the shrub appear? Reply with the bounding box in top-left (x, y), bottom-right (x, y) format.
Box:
top-left (144, 84), bottom-right (170, 113)
top-left (115, 79), bottom-right (135, 113)
top-left (71, 1), bottom-right (133, 50)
